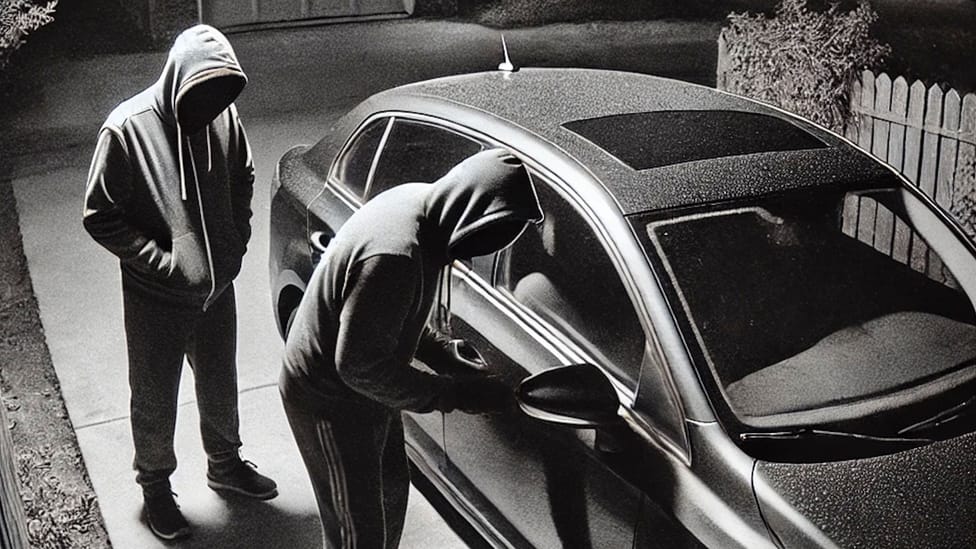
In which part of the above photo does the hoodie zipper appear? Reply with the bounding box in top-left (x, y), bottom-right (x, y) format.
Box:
top-left (185, 134), bottom-right (217, 311)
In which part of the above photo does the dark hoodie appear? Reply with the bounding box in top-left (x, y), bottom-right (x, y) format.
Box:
top-left (83, 25), bottom-right (253, 311)
top-left (280, 149), bottom-right (543, 414)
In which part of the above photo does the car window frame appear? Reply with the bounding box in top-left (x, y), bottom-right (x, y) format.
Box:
top-left (495, 172), bottom-right (647, 387)
top-left (326, 113), bottom-right (485, 204)
top-left (329, 117), bottom-right (392, 200)
top-left (324, 110), bottom-right (691, 459)
top-left (364, 118), bottom-right (484, 200)
top-left (490, 170), bottom-right (690, 457)
top-left (636, 183), bottom-right (976, 456)
top-left (327, 115), bottom-right (393, 202)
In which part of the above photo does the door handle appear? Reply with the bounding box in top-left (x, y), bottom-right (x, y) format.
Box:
top-left (310, 230), bottom-right (332, 264)
top-left (449, 339), bottom-right (488, 372)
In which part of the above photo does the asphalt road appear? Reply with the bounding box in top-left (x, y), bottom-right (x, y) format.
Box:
top-left (3, 17), bottom-right (722, 549)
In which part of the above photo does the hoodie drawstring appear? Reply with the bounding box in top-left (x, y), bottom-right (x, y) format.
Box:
top-left (445, 263), bottom-right (453, 334)
top-left (205, 125), bottom-right (212, 172)
top-left (178, 123), bottom-right (187, 201)
top-left (185, 138), bottom-right (218, 310)
top-left (179, 124), bottom-right (213, 201)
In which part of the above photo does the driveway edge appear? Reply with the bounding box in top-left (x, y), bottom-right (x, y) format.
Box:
top-left (0, 178), bottom-right (112, 548)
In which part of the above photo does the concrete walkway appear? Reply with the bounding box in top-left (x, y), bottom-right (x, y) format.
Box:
top-left (10, 109), bottom-right (468, 548)
top-left (1, 17), bottom-right (721, 548)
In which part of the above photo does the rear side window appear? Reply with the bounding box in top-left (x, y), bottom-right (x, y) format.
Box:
top-left (333, 118), bottom-right (388, 199)
top-left (367, 119), bottom-right (482, 199)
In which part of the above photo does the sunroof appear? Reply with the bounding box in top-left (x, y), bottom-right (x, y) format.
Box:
top-left (563, 110), bottom-right (828, 170)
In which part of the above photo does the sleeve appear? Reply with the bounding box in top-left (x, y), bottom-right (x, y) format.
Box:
top-left (333, 255), bottom-right (454, 413)
top-left (82, 128), bottom-right (173, 277)
top-left (229, 108), bottom-right (254, 246)
top-left (415, 326), bottom-right (456, 372)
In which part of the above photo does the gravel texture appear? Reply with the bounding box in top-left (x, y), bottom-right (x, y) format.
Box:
top-left (0, 178), bottom-right (111, 548)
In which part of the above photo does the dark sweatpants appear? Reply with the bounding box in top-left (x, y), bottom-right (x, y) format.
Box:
top-left (281, 397), bottom-right (409, 549)
top-left (123, 279), bottom-right (242, 490)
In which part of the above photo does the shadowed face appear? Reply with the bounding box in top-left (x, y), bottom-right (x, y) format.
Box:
top-left (450, 219), bottom-right (529, 260)
top-left (177, 75), bottom-right (244, 133)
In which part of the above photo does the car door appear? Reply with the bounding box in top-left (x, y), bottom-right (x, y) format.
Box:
top-left (305, 113), bottom-right (484, 463)
top-left (441, 172), bottom-right (648, 548)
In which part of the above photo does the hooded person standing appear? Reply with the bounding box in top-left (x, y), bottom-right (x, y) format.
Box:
top-left (83, 25), bottom-right (276, 540)
top-left (280, 148), bottom-right (543, 548)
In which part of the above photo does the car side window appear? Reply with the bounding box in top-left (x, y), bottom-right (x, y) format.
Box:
top-left (367, 119), bottom-right (482, 199)
top-left (499, 180), bottom-right (646, 386)
top-left (333, 117), bottom-right (388, 199)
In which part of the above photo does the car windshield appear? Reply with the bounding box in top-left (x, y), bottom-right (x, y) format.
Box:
top-left (636, 187), bottom-right (976, 432)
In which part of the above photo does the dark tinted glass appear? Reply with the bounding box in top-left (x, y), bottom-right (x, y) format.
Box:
top-left (502, 182), bottom-right (645, 384)
top-left (563, 110), bottom-right (827, 170)
top-left (368, 119), bottom-right (482, 199)
top-left (642, 190), bottom-right (976, 425)
top-left (334, 118), bottom-right (387, 199)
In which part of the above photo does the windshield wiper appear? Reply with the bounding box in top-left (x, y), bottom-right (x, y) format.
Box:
top-left (898, 396), bottom-right (976, 436)
top-left (740, 428), bottom-right (932, 444)
top-left (739, 427), bottom-right (932, 461)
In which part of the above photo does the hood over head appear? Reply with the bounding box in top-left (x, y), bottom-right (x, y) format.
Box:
top-left (154, 24), bottom-right (247, 132)
top-left (153, 24), bottom-right (247, 200)
top-left (424, 148), bottom-right (543, 260)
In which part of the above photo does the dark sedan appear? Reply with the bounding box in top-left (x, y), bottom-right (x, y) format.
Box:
top-left (269, 67), bottom-right (976, 548)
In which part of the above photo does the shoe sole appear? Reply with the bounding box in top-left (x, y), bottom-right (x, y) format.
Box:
top-left (143, 507), bottom-right (191, 541)
top-left (149, 523), bottom-right (191, 541)
top-left (207, 479), bottom-right (278, 500)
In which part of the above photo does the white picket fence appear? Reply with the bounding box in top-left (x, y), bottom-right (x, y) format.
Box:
top-left (715, 45), bottom-right (976, 240)
top-left (847, 70), bottom-right (976, 215)
top-left (842, 71), bottom-right (976, 281)
top-left (1, 401), bottom-right (29, 549)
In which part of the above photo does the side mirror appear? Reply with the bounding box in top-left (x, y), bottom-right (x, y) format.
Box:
top-left (516, 363), bottom-right (621, 428)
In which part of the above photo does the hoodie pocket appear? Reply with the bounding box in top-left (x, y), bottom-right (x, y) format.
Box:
top-left (168, 232), bottom-right (212, 296)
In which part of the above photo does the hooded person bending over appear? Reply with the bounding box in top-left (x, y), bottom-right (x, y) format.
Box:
top-left (83, 25), bottom-right (276, 541)
top-left (280, 148), bottom-right (543, 549)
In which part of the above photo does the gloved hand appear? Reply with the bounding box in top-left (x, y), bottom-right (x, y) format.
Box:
top-left (443, 376), bottom-right (514, 415)
top-left (447, 339), bottom-right (487, 373)
top-left (416, 331), bottom-right (488, 375)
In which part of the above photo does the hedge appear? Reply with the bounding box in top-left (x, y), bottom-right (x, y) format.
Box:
top-left (0, 0), bottom-right (57, 71)
top-left (720, 0), bottom-right (889, 132)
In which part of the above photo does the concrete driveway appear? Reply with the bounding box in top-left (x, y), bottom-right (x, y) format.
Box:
top-left (3, 17), bottom-right (721, 548)
top-left (12, 109), bottom-right (468, 548)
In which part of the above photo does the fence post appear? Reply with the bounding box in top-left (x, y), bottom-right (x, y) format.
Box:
top-left (842, 75), bottom-right (863, 236)
top-left (872, 73), bottom-right (895, 254)
top-left (845, 77), bottom-right (862, 143)
top-left (1, 401), bottom-right (29, 549)
top-left (889, 77), bottom-right (912, 262)
top-left (716, 31), bottom-right (729, 90)
top-left (936, 90), bottom-right (962, 211)
top-left (856, 71), bottom-right (878, 246)
top-left (920, 84), bottom-right (946, 276)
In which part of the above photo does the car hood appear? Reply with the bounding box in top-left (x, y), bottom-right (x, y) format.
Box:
top-left (755, 430), bottom-right (976, 548)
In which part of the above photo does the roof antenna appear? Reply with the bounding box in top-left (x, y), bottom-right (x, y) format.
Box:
top-left (498, 34), bottom-right (518, 73)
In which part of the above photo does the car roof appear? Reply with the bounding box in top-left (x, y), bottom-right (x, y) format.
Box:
top-left (371, 68), bottom-right (895, 215)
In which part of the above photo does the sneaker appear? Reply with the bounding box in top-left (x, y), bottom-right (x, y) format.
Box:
top-left (144, 491), bottom-right (191, 540)
top-left (207, 458), bottom-right (278, 500)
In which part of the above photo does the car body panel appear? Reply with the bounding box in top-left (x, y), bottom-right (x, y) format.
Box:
top-left (442, 267), bottom-right (646, 549)
top-left (269, 67), bottom-right (976, 548)
top-left (756, 430), bottom-right (976, 548)
top-left (372, 69), bottom-right (890, 213)
top-left (268, 145), bottom-right (316, 337)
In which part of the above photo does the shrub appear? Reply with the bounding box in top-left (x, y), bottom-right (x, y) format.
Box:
top-left (720, 0), bottom-right (889, 131)
top-left (462, 0), bottom-right (723, 28)
top-left (954, 150), bottom-right (976, 241)
top-left (0, 0), bottom-right (57, 72)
